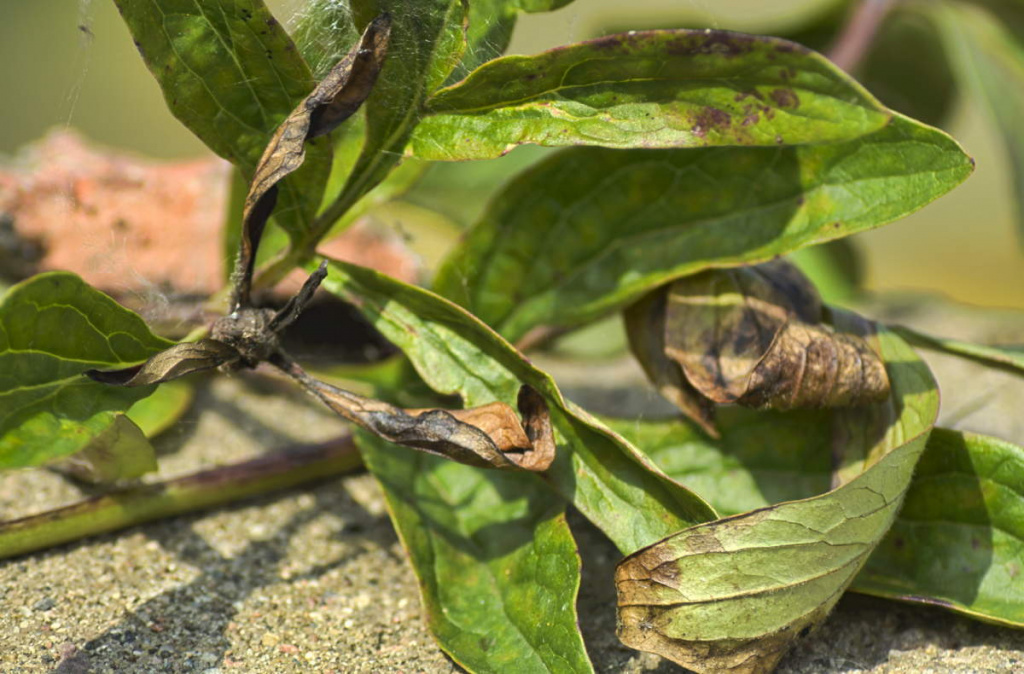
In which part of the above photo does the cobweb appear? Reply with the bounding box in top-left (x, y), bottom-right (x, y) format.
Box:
top-left (64, 0), bottom-right (96, 135)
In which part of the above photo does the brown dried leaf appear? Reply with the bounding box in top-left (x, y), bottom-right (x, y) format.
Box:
top-left (624, 287), bottom-right (718, 437)
top-left (232, 15), bottom-right (392, 309)
top-left (663, 260), bottom-right (889, 410)
top-left (626, 260), bottom-right (890, 432)
top-left (85, 339), bottom-right (239, 386)
top-left (279, 356), bottom-right (554, 471)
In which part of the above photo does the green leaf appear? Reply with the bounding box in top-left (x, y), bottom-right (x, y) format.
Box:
top-left (436, 113), bottom-right (973, 342)
top-left (54, 414), bottom-right (158, 484)
top-left (787, 239), bottom-right (863, 305)
top-left (126, 379), bottom-right (196, 438)
top-left (0, 273), bottom-right (174, 469)
top-left (859, 5), bottom-right (957, 127)
top-left (317, 259), bottom-right (715, 553)
top-left (355, 430), bottom-right (594, 674)
top-left (615, 325), bottom-right (940, 672)
top-left (856, 428), bottom-right (1024, 628)
top-left (619, 414), bottom-right (1024, 628)
top-left (603, 408), bottom-right (833, 517)
top-left (404, 145), bottom-right (553, 228)
top-left (114, 0), bottom-right (331, 245)
top-left (410, 29), bottom-right (891, 161)
top-left (308, 0), bottom-right (468, 252)
top-left (928, 1), bottom-right (1024, 245)
top-left (892, 324), bottom-right (1024, 375)
top-left (452, 0), bottom-right (576, 81)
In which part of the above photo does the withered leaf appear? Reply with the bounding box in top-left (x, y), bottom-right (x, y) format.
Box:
top-left (663, 260), bottom-right (889, 410)
top-left (627, 260), bottom-right (890, 432)
top-left (231, 14), bottom-right (392, 310)
top-left (615, 538), bottom-right (836, 674)
top-left (85, 339), bottom-right (240, 386)
top-left (624, 288), bottom-right (717, 437)
top-left (277, 355), bottom-right (555, 471)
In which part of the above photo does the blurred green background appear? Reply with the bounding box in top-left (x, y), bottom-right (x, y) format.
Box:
top-left (1, 0), bottom-right (1021, 308)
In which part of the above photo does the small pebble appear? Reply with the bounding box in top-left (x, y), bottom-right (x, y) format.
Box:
top-left (33, 597), bottom-right (55, 612)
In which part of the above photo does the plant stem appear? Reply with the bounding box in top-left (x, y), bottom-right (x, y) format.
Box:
top-left (829, 0), bottom-right (899, 72)
top-left (0, 435), bottom-right (363, 560)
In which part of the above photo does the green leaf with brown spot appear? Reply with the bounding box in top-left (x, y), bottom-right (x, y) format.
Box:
top-left (410, 29), bottom-right (890, 161)
top-left (615, 323), bottom-right (940, 673)
top-left (612, 416), bottom-right (1024, 629)
top-left (114, 0), bottom-right (331, 245)
top-left (435, 113), bottom-right (973, 343)
top-left (0, 273), bottom-right (174, 469)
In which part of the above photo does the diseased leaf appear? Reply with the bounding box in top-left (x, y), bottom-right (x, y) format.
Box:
top-left (305, 0), bottom-right (469, 255)
top-left (655, 260), bottom-right (889, 413)
top-left (436, 113), bottom-right (973, 342)
top-left (624, 287), bottom-right (717, 437)
top-left (51, 415), bottom-right (157, 485)
top-left (113, 0), bottom-right (331, 246)
top-left (856, 428), bottom-right (1024, 628)
top-left (612, 417), bottom-right (1024, 628)
top-left (126, 380), bottom-right (195, 438)
top-left (281, 355), bottom-right (554, 471)
top-left (232, 15), bottom-right (391, 308)
top-left (0, 273), bottom-right (173, 469)
top-left (615, 324), bottom-right (939, 673)
top-left (86, 340), bottom-right (240, 386)
top-left (355, 430), bottom-right (593, 673)
top-left (317, 258), bottom-right (716, 553)
top-left (892, 324), bottom-right (1024, 376)
top-left (412, 29), bottom-right (891, 160)
top-left (929, 1), bottom-right (1024, 245)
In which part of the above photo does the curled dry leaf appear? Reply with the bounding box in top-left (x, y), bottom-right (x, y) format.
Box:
top-left (85, 340), bottom-right (241, 386)
top-left (277, 355), bottom-right (555, 472)
top-left (232, 14), bottom-right (392, 310)
top-left (626, 260), bottom-right (890, 433)
top-left (624, 287), bottom-right (717, 437)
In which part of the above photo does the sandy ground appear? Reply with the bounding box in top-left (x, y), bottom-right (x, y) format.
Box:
top-left (1, 300), bottom-right (1023, 674)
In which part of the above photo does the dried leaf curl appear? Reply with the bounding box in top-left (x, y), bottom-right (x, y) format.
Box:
top-left (277, 355), bottom-right (555, 472)
top-left (231, 15), bottom-right (392, 310)
top-left (627, 260), bottom-right (890, 434)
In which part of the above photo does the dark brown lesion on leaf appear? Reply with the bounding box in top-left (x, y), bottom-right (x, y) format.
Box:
top-left (625, 259), bottom-right (891, 436)
top-left (664, 31), bottom-right (759, 59)
top-left (770, 88), bottom-right (800, 109)
top-left (84, 15), bottom-right (557, 474)
top-left (690, 106), bottom-right (732, 139)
